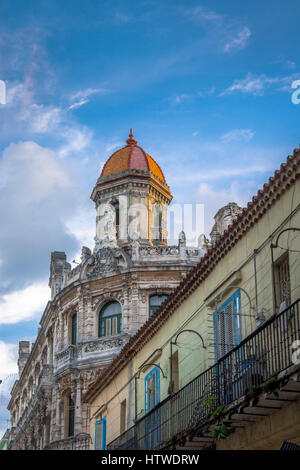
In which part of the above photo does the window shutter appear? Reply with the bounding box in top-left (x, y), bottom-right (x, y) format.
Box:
top-left (145, 367), bottom-right (160, 413)
top-left (214, 290), bottom-right (241, 360)
top-left (105, 318), bottom-right (111, 336)
top-left (112, 317), bottom-right (118, 335)
top-left (95, 418), bottom-right (106, 450)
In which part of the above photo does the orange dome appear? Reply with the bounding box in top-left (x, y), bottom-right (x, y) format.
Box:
top-left (100, 130), bottom-right (166, 184)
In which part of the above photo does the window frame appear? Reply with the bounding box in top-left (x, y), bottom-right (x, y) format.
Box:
top-left (71, 313), bottom-right (77, 346)
top-left (213, 289), bottom-right (242, 361)
top-left (275, 251), bottom-right (291, 309)
top-left (145, 366), bottom-right (160, 413)
top-left (68, 395), bottom-right (75, 437)
top-left (98, 301), bottom-right (122, 338)
top-left (94, 417), bottom-right (106, 450)
top-left (149, 294), bottom-right (168, 318)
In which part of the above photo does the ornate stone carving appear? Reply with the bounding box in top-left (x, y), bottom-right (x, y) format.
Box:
top-left (82, 335), bottom-right (127, 353)
top-left (87, 247), bottom-right (127, 279)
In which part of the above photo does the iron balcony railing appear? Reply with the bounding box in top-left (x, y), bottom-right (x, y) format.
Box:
top-left (107, 297), bottom-right (300, 450)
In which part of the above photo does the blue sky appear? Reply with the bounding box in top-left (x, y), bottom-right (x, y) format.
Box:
top-left (0, 0), bottom-right (300, 433)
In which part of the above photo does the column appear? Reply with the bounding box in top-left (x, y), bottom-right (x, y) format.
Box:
top-left (55, 389), bottom-right (61, 441)
top-left (86, 296), bottom-right (94, 340)
top-left (74, 379), bottom-right (82, 435)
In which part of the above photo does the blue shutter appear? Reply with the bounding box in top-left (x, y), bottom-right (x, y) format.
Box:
top-left (145, 367), bottom-right (160, 413)
top-left (214, 290), bottom-right (242, 361)
top-left (95, 417), bottom-right (106, 450)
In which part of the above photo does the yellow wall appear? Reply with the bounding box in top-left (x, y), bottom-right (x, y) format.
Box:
top-left (89, 363), bottom-right (133, 448)
top-left (88, 179), bottom-right (300, 448)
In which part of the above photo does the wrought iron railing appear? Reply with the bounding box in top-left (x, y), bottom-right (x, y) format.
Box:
top-left (108, 297), bottom-right (300, 450)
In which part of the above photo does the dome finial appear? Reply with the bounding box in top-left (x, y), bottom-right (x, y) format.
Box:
top-left (126, 128), bottom-right (137, 146)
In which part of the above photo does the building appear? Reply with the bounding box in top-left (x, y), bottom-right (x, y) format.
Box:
top-left (7, 131), bottom-right (209, 450)
top-left (83, 148), bottom-right (300, 450)
top-left (0, 430), bottom-right (9, 450)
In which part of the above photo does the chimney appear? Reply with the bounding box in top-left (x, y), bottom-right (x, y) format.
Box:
top-left (18, 341), bottom-right (30, 376)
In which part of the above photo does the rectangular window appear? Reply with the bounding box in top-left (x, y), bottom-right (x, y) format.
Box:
top-left (213, 290), bottom-right (242, 361)
top-left (275, 252), bottom-right (291, 310)
top-left (170, 351), bottom-right (179, 393)
top-left (95, 417), bottom-right (106, 450)
top-left (71, 313), bottom-right (77, 345)
top-left (100, 315), bottom-right (122, 337)
top-left (68, 396), bottom-right (75, 437)
top-left (120, 399), bottom-right (126, 435)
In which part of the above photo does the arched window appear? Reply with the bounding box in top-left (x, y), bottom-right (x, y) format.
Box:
top-left (71, 313), bottom-right (77, 345)
top-left (149, 294), bottom-right (168, 317)
top-left (98, 301), bottom-right (122, 337)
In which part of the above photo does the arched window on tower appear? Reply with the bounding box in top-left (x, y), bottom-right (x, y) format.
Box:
top-left (149, 294), bottom-right (168, 317)
top-left (98, 301), bottom-right (122, 337)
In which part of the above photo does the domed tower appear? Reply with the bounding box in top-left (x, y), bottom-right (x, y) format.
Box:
top-left (91, 130), bottom-right (172, 249)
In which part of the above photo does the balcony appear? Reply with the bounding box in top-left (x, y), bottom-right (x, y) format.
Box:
top-left (44, 433), bottom-right (90, 450)
top-left (55, 334), bottom-right (130, 374)
top-left (108, 297), bottom-right (300, 450)
top-left (12, 364), bottom-right (53, 443)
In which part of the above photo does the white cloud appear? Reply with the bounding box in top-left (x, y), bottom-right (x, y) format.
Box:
top-left (286, 60), bottom-right (296, 69)
top-left (0, 341), bottom-right (18, 378)
top-left (173, 93), bottom-right (192, 105)
top-left (223, 26), bottom-right (251, 53)
top-left (0, 140), bottom-right (81, 289)
top-left (0, 342), bottom-right (18, 439)
top-left (19, 103), bottom-right (62, 133)
top-left (64, 205), bottom-right (95, 253)
top-left (221, 73), bottom-right (271, 96)
top-left (0, 141), bottom-right (70, 203)
top-left (170, 164), bottom-right (270, 184)
top-left (105, 142), bottom-right (123, 154)
top-left (5, 82), bottom-right (26, 106)
top-left (221, 72), bottom-right (300, 96)
top-left (68, 98), bottom-right (89, 110)
top-left (0, 281), bottom-right (49, 325)
top-left (58, 127), bottom-right (92, 158)
top-left (220, 129), bottom-right (255, 143)
top-left (68, 87), bottom-right (109, 110)
top-left (184, 6), bottom-right (222, 23)
top-left (195, 182), bottom-right (251, 234)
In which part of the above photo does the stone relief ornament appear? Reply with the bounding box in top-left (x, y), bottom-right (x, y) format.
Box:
top-left (87, 247), bottom-right (129, 279)
top-left (95, 203), bottom-right (117, 250)
top-left (83, 337), bottom-right (125, 353)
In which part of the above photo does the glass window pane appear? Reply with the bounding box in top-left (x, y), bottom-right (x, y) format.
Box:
top-left (149, 295), bottom-right (168, 317)
top-left (71, 313), bottom-right (77, 345)
top-left (100, 301), bottom-right (121, 318)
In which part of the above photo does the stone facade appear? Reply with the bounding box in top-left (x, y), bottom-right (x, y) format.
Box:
top-left (6, 133), bottom-right (217, 450)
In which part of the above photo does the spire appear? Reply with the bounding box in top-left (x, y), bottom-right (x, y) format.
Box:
top-left (126, 128), bottom-right (137, 146)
